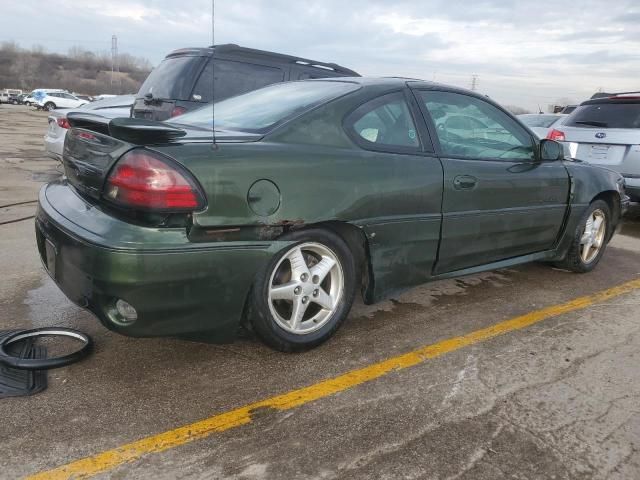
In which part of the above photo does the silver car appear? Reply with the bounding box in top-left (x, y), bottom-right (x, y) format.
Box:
top-left (517, 113), bottom-right (566, 138)
top-left (44, 95), bottom-right (134, 161)
top-left (549, 95), bottom-right (640, 202)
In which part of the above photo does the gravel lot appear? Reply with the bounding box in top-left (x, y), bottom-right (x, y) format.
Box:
top-left (1, 103), bottom-right (640, 480)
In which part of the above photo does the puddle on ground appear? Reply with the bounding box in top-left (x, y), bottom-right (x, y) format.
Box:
top-left (24, 275), bottom-right (85, 329)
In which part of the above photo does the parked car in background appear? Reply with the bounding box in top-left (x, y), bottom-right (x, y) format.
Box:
top-left (24, 89), bottom-right (66, 106)
top-left (132, 43), bottom-right (359, 121)
top-left (548, 94), bottom-right (640, 202)
top-left (560, 105), bottom-right (577, 114)
top-left (517, 113), bottom-right (566, 138)
top-left (38, 92), bottom-right (88, 111)
top-left (37, 78), bottom-right (627, 352)
top-left (74, 94), bottom-right (94, 102)
top-left (0, 89), bottom-right (22, 104)
top-left (44, 95), bottom-right (134, 161)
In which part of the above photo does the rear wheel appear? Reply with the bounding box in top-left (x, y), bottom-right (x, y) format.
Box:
top-left (45, 102), bottom-right (56, 111)
top-left (555, 199), bottom-right (611, 273)
top-left (247, 229), bottom-right (357, 352)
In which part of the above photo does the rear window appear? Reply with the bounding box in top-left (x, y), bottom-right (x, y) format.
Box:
top-left (519, 115), bottom-right (560, 128)
top-left (171, 80), bottom-right (359, 133)
top-left (566, 103), bottom-right (640, 129)
top-left (137, 55), bottom-right (206, 100)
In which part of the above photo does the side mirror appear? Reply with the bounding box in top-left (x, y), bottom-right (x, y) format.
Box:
top-left (540, 139), bottom-right (564, 161)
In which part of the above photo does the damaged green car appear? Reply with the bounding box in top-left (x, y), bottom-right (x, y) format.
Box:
top-left (36, 78), bottom-right (628, 351)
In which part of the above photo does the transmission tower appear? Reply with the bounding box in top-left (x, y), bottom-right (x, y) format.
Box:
top-left (111, 35), bottom-right (118, 89)
top-left (470, 74), bottom-right (479, 91)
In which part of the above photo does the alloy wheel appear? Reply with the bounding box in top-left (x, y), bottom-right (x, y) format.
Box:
top-left (580, 209), bottom-right (606, 264)
top-left (268, 242), bottom-right (344, 335)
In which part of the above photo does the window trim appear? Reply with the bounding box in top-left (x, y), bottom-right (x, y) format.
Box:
top-left (411, 88), bottom-right (539, 163)
top-left (343, 89), bottom-right (429, 155)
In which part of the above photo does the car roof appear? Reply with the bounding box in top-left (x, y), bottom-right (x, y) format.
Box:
top-left (165, 44), bottom-right (359, 77)
top-left (581, 96), bottom-right (640, 106)
top-left (309, 76), bottom-right (491, 97)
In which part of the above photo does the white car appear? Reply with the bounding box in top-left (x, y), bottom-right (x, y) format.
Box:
top-left (44, 95), bottom-right (134, 161)
top-left (38, 92), bottom-right (88, 111)
top-left (517, 114), bottom-right (567, 138)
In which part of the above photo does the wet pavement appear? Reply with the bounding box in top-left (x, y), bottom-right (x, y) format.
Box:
top-left (1, 104), bottom-right (640, 479)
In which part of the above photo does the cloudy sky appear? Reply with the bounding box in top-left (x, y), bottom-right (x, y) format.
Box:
top-left (2, 0), bottom-right (640, 110)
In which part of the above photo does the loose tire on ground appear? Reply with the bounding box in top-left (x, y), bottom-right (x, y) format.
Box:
top-left (247, 228), bottom-right (357, 352)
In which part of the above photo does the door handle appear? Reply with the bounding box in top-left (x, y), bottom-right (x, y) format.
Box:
top-left (453, 175), bottom-right (478, 190)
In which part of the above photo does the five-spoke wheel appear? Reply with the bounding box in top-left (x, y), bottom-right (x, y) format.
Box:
top-left (248, 229), bottom-right (356, 352)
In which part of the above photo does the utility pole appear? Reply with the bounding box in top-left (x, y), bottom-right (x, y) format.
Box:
top-left (470, 74), bottom-right (479, 91)
top-left (111, 35), bottom-right (118, 91)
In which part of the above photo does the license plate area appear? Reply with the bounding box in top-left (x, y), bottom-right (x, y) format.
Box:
top-left (45, 239), bottom-right (57, 277)
top-left (589, 144), bottom-right (610, 161)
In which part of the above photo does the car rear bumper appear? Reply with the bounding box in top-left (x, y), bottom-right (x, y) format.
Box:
top-left (44, 132), bottom-right (64, 161)
top-left (36, 181), bottom-right (289, 342)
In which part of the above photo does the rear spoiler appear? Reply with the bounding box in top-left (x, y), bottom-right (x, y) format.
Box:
top-left (67, 113), bottom-right (187, 144)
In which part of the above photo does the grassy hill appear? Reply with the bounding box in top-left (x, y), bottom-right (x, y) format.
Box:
top-left (0, 43), bottom-right (152, 95)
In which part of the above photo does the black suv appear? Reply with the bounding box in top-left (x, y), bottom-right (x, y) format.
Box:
top-left (132, 44), bottom-right (359, 121)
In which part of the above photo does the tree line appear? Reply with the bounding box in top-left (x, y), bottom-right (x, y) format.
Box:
top-left (0, 42), bottom-right (152, 95)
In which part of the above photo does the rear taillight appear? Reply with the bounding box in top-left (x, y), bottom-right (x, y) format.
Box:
top-left (547, 129), bottom-right (565, 141)
top-left (104, 150), bottom-right (205, 211)
top-left (57, 118), bottom-right (70, 129)
top-left (170, 106), bottom-right (187, 118)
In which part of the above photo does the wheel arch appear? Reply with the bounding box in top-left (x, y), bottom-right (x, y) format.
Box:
top-left (591, 190), bottom-right (621, 239)
top-left (291, 220), bottom-right (374, 304)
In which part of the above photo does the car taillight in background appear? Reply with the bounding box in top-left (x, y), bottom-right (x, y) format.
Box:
top-left (171, 106), bottom-right (187, 118)
top-left (104, 150), bottom-right (205, 211)
top-left (547, 129), bottom-right (565, 141)
top-left (57, 118), bottom-right (70, 129)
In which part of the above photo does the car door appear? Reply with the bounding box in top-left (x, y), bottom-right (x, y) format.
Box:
top-left (343, 89), bottom-right (443, 299)
top-left (413, 88), bottom-right (569, 274)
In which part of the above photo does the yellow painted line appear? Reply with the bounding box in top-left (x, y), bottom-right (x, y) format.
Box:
top-left (27, 278), bottom-right (640, 480)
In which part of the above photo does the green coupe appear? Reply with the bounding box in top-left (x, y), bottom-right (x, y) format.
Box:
top-left (36, 78), bottom-right (628, 351)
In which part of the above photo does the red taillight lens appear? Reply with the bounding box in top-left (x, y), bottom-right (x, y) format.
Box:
top-left (104, 150), bottom-right (204, 211)
top-left (547, 129), bottom-right (565, 141)
top-left (57, 117), bottom-right (70, 129)
top-left (170, 106), bottom-right (186, 118)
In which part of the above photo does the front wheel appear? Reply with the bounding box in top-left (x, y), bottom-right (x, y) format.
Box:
top-left (247, 229), bottom-right (357, 352)
top-left (45, 102), bottom-right (56, 111)
top-left (555, 199), bottom-right (611, 273)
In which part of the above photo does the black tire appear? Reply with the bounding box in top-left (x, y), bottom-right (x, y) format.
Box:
top-left (247, 228), bottom-right (357, 352)
top-left (555, 199), bottom-right (611, 273)
top-left (45, 102), bottom-right (56, 111)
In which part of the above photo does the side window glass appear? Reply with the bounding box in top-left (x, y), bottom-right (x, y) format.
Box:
top-left (191, 60), bottom-right (214, 102)
top-left (211, 60), bottom-right (284, 102)
top-left (347, 92), bottom-right (419, 150)
top-left (419, 91), bottom-right (534, 160)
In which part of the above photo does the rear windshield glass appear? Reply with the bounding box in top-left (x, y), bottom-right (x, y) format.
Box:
top-left (566, 103), bottom-right (640, 129)
top-left (137, 55), bottom-right (206, 100)
top-left (519, 115), bottom-right (560, 128)
top-left (171, 81), bottom-right (359, 133)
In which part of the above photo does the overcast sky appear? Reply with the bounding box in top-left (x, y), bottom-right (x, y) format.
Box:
top-left (2, 0), bottom-right (640, 110)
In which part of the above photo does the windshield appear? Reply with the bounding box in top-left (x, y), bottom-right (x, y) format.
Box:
top-left (172, 81), bottom-right (360, 133)
top-left (566, 103), bottom-right (640, 129)
top-left (137, 55), bottom-right (206, 100)
top-left (518, 114), bottom-right (560, 128)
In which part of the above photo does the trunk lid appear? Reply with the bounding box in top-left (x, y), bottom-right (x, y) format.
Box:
top-left (560, 126), bottom-right (640, 170)
top-left (62, 113), bottom-right (262, 201)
